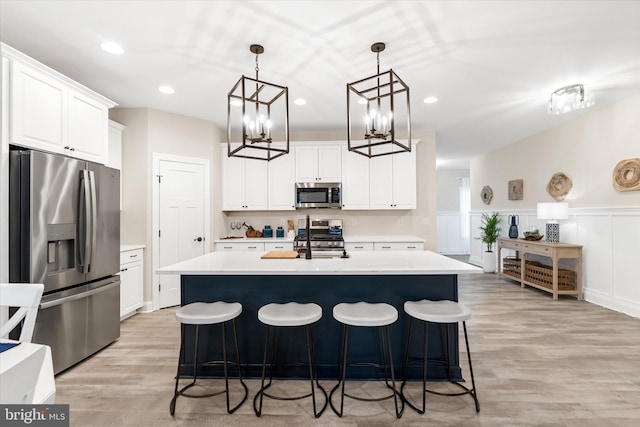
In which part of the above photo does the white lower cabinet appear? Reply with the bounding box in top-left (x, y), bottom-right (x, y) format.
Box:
top-left (119, 248), bottom-right (144, 320)
top-left (265, 242), bottom-right (294, 251)
top-left (214, 242), bottom-right (265, 252)
top-left (373, 242), bottom-right (425, 251)
top-left (345, 242), bottom-right (374, 251)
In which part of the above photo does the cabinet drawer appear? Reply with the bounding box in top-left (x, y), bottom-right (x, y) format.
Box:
top-left (374, 242), bottom-right (424, 251)
top-left (264, 242), bottom-right (293, 251)
top-left (120, 249), bottom-right (143, 264)
top-left (345, 242), bottom-right (374, 251)
top-left (522, 243), bottom-right (553, 256)
top-left (500, 240), bottom-right (521, 250)
top-left (215, 242), bottom-right (265, 251)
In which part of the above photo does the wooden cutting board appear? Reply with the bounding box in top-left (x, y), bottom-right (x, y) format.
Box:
top-left (261, 251), bottom-right (300, 259)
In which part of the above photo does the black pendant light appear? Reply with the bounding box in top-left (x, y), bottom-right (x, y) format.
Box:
top-left (227, 44), bottom-right (289, 161)
top-left (347, 42), bottom-right (411, 158)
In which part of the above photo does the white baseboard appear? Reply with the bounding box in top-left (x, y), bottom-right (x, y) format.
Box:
top-left (137, 301), bottom-right (155, 314)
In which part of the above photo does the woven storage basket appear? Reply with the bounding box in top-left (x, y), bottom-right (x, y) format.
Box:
top-left (524, 261), bottom-right (576, 290)
top-left (502, 257), bottom-right (521, 278)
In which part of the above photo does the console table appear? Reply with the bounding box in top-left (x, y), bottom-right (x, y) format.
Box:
top-left (497, 238), bottom-right (583, 300)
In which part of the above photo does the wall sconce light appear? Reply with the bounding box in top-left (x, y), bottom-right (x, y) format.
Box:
top-left (347, 42), bottom-right (411, 158)
top-left (227, 44), bottom-right (289, 161)
top-left (537, 202), bottom-right (569, 242)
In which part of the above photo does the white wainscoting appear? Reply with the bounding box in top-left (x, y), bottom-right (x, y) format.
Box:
top-left (436, 211), bottom-right (465, 254)
top-left (469, 207), bottom-right (640, 318)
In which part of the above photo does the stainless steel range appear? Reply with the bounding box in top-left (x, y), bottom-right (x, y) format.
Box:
top-left (294, 219), bottom-right (344, 256)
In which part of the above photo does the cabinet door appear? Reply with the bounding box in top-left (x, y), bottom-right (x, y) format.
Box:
top-left (294, 146), bottom-right (318, 181)
top-left (10, 61), bottom-right (66, 152)
top-left (317, 145), bottom-right (341, 181)
top-left (341, 147), bottom-right (369, 209)
top-left (221, 147), bottom-right (246, 210)
top-left (268, 150), bottom-right (295, 210)
top-left (392, 150), bottom-right (416, 209)
top-left (244, 158), bottom-right (268, 209)
top-left (369, 155), bottom-right (394, 209)
top-left (67, 88), bottom-right (108, 163)
top-left (122, 261), bottom-right (143, 316)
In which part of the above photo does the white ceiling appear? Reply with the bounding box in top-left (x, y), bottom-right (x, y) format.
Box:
top-left (1, 1), bottom-right (639, 169)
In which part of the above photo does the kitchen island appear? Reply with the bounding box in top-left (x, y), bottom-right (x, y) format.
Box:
top-left (157, 251), bottom-right (481, 380)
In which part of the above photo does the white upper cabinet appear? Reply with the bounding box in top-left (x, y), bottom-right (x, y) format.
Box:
top-left (341, 146), bottom-right (370, 210)
top-left (67, 88), bottom-right (109, 163)
top-left (295, 144), bottom-right (341, 182)
top-left (268, 148), bottom-right (295, 210)
top-left (10, 60), bottom-right (66, 153)
top-left (369, 145), bottom-right (417, 209)
top-left (3, 43), bottom-right (116, 163)
top-left (221, 146), bottom-right (268, 211)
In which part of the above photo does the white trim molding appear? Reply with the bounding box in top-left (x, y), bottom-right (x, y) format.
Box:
top-left (470, 207), bottom-right (640, 318)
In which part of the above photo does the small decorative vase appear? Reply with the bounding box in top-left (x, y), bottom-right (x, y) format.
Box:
top-left (508, 215), bottom-right (519, 239)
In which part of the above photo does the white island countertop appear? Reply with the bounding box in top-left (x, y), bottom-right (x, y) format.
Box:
top-left (157, 251), bottom-right (481, 276)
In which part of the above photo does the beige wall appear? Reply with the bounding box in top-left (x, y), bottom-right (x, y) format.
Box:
top-left (109, 108), bottom-right (222, 302)
top-left (471, 94), bottom-right (640, 210)
top-left (437, 169), bottom-right (469, 212)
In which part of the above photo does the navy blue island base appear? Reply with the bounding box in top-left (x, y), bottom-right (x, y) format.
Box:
top-left (180, 273), bottom-right (463, 381)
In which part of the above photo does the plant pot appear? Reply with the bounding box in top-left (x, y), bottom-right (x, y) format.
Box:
top-left (483, 251), bottom-right (496, 273)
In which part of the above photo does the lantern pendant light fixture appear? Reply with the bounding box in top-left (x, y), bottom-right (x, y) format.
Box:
top-left (347, 42), bottom-right (411, 158)
top-left (227, 44), bottom-right (289, 161)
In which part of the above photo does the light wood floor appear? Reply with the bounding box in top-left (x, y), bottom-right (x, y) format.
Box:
top-left (56, 273), bottom-right (640, 426)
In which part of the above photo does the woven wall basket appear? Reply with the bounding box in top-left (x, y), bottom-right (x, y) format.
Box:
top-left (546, 172), bottom-right (573, 201)
top-left (612, 158), bottom-right (640, 192)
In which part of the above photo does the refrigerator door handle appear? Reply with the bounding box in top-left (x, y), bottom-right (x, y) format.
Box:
top-left (39, 280), bottom-right (120, 310)
top-left (78, 170), bottom-right (91, 274)
top-left (88, 170), bottom-right (97, 272)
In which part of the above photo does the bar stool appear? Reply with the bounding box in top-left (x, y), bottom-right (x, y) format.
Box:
top-left (170, 301), bottom-right (248, 415)
top-left (401, 299), bottom-right (479, 413)
top-left (253, 302), bottom-right (328, 418)
top-left (330, 302), bottom-right (404, 418)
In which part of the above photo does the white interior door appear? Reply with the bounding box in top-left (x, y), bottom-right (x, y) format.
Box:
top-left (158, 159), bottom-right (206, 308)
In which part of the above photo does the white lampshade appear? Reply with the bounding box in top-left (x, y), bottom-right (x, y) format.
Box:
top-left (537, 202), bottom-right (569, 221)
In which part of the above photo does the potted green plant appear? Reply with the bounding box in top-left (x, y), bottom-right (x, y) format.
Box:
top-left (478, 212), bottom-right (501, 273)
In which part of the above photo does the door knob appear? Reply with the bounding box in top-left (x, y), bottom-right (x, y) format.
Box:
top-left (194, 237), bottom-right (204, 242)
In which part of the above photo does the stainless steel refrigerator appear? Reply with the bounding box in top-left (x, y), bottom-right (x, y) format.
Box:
top-left (9, 148), bottom-right (121, 374)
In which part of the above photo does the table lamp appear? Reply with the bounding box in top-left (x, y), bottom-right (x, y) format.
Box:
top-left (537, 202), bottom-right (568, 243)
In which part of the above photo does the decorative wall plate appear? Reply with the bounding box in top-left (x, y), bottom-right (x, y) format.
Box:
top-left (546, 172), bottom-right (572, 201)
top-left (508, 179), bottom-right (523, 200)
top-left (481, 185), bottom-right (493, 205)
top-left (612, 158), bottom-right (640, 192)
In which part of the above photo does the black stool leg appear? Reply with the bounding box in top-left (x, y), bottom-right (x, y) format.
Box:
top-left (253, 325), bottom-right (271, 416)
top-left (462, 321), bottom-right (480, 412)
top-left (227, 318), bottom-right (248, 414)
top-left (170, 323), bottom-right (186, 416)
top-left (401, 316), bottom-right (428, 414)
top-left (305, 325), bottom-right (328, 417)
top-left (329, 323), bottom-right (349, 417)
top-left (383, 325), bottom-right (404, 418)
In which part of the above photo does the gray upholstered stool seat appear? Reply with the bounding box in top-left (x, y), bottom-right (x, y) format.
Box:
top-left (254, 302), bottom-right (327, 418)
top-left (330, 302), bottom-right (404, 418)
top-left (170, 301), bottom-right (247, 416)
top-left (401, 299), bottom-right (479, 414)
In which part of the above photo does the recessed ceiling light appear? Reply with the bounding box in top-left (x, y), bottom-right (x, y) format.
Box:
top-left (158, 86), bottom-right (175, 94)
top-left (423, 96), bottom-right (438, 104)
top-left (294, 98), bottom-right (307, 106)
top-left (100, 41), bottom-right (124, 55)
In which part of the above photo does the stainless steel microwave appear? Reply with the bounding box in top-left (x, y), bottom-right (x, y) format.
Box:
top-left (295, 182), bottom-right (341, 209)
